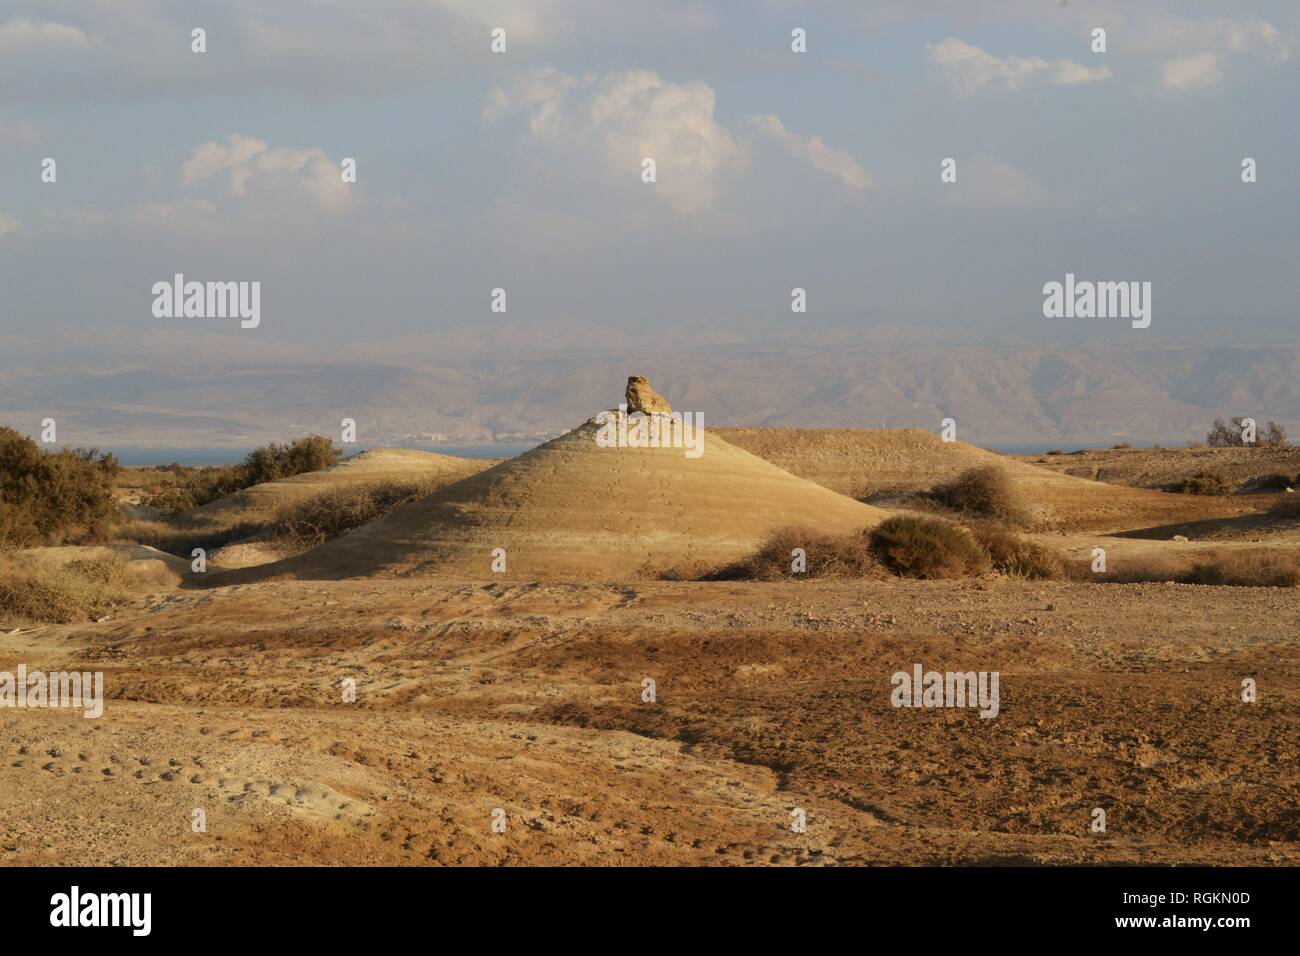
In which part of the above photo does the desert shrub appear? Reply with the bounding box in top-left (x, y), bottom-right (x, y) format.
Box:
top-left (1245, 473), bottom-right (1294, 492)
top-left (140, 466), bottom-right (243, 510)
top-left (269, 479), bottom-right (438, 549)
top-left (1177, 470), bottom-right (1233, 496)
top-left (0, 427), bottom-right (121, 546)
top-left (972, 526), bottom-right (1063, 580)
top-left (704, 526), bottom-right (882, 581)
top-left (63, 553), bottom-right (131, 587)
top-left (240, 435), bottom-right (339, 486)
top-left (1184, 552), bottom-right (1300, 588)
top-left (0, 552), bottom-right (130, 624)
top-left (1112, 441), bottom-right (1132, 450)
top-left (931, 466), bottom-right (1027, 524)
top-left (869, 516), bottom-right (989, 579)
top-left (143, 435), bottom-right (342, 512)
top-left (1207, 417), bottom-right (1288, 448)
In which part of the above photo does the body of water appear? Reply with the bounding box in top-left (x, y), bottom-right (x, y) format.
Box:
top-left (107, 443), bottom-right (540, 467)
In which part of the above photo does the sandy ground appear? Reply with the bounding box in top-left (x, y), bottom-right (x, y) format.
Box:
top-left (1014, 445), bottom-right (1300, 491)
top-left (2, 576), bottom-right (1295, 866)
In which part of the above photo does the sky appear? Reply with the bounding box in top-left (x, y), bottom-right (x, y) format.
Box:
top-left (1, 0), bottom-right (1297, 357)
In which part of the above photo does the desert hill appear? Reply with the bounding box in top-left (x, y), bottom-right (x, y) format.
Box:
top-left (716, 428), bottom-right (1258, 532)
top-left (175, 448), bottom-right (489, 526)
top-left (136, 448), bottom-right (496, 565)
top-left (222, 421), bottom-right (888, 582)
top-left (1014, 445), bottom-right (1300, 491)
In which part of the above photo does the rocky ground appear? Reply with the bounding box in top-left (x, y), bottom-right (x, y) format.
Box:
top-left (2, 576), bottom-right (1295, 865)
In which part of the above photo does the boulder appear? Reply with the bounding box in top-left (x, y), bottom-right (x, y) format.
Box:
top-left (626, 376), bottom-right (672, 415)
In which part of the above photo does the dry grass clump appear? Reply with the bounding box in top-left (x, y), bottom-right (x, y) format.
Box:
top-left (1082, 549), bottom-right (1299, 587)
top-left (970, 525), bottom-right (1063, 580)
top-left (869, 515), bottom-right (989, 579)
top-left (1177, 470), bottom-right (1233, 496)
top-left (702, 526), bottom-right (884, 581)
top-left (1184, 551), bottom-right (1300, 587)
top-left (1245, 473), bottom-right (1295, 492)
top-left (0, 552), bottom-right (130, 624)
top-left (930, 466), bottom-right (1028, 525)
top-left (267, 479), bottom-right (440, 549)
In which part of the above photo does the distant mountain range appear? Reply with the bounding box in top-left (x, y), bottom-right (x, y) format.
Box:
top-left (1, 327), bottom-right (1296, 449)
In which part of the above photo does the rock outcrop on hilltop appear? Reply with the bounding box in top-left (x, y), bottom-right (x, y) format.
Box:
top-left (626, 376), bottom-right (673, 414)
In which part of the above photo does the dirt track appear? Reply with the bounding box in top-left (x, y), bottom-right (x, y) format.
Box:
top-left (2, 576), bottom-right (1295, 865)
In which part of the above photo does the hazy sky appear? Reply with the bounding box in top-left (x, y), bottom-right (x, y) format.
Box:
top-left (2, 0), bottom-right (1297, 356)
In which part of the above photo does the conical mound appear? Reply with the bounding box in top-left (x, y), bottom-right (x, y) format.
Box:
top-left (242, 422), bottom-right (888, 581)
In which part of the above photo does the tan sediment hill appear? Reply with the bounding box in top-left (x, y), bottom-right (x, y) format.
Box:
top-left (716, 428), bottom-right (1258, 532)
top-left (225, 422), bottom-right (888, 582)
top-left (1014, 445), bottom-right (1300, 491)
top-left (163, 448), bottom-right (495, 542)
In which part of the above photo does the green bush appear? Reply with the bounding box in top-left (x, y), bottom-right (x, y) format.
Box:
top-left (240, 435), bottom-right (339, 486)
top-left (0, 427), bottom-right (120, 546)
top-left (869, 516), bottom-right (989, 579)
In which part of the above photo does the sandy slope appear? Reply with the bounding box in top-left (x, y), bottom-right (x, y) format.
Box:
top-left (220, 423), bottom-right (888, 582)
top-left (176, 448), bottom-right (492, 528)
top-left (717, 428), bottom-right (1258, 531)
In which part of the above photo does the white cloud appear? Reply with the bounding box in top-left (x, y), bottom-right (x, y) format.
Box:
top-left (1139, 15), bottom-right (1290, 63)
top-left (1120, 13), bottom-right (1289, 90)
top-left (180, 135), bottom-right (354, 214)
top-left (924, 38), bottom-right (1111, 96)
top-left (487, 68), bottom-right (742, 215)
top-left (0, 17), bottom-right (93, 54)
top-left (1161, 53), bottom-right (1224, 92)
top-left (132, 199), bottom-right (217, 231)
top-left (944, 156), bottom-right (1059, 212)
top-left (747, 115), bottom-right (871, 192)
